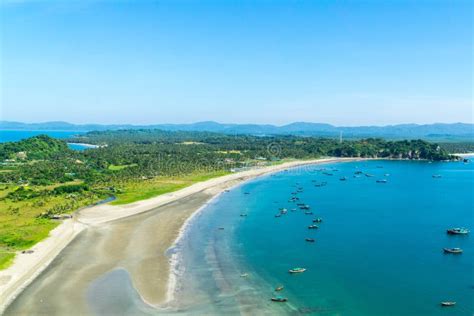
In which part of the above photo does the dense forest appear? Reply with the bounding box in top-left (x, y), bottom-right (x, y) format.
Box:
top-left (1, 130), bottom-right (457, 186)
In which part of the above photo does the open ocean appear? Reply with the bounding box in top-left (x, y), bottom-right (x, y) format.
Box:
top-left (172, 160), bottom-right (474, 315)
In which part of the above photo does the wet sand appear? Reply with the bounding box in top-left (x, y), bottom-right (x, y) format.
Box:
top-left (4, 191), bottom-right (215, 315)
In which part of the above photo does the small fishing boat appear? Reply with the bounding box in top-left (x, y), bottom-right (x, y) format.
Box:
top-left (244, 192), bottom-right (250, 194)
top-left (305, 211), bottom-right (313, 215)
top-left (340, 177), bottom-right (347, 181)
top-left (240, 214), bottom-right (247, 217)
top-left (275, 286), bottom-right (284, 291)
top-left (291, 208), bottom-right (297, 212)
top-left (447, 228), bottom-right (470, 235)
top-left (275, 214), bottom-right (282, 218)
top-left (288, 267), bottom-right (306, 273)
top-left (305, 238), bottom-right (315, 242)
top-left (281, 210), bottom-right (288, 214)
top-left (440, 301), bottom-right (456, 307)
top-left (376, 179), bottom-right (387, 183)
top-left (432, 174), bottom-right (442, 178)
top-left (300, 205), bottom-right (311, 210)
top-left (240, 273), bottom-right (249, 278)
top-left (313, 218), bottom-right (323, 223)
top-left (218, 227), bottom-right (225, 230)
top-left (323, 172), bottom-right (333, 176)
top-left (271, 296), bottom-right (288, 302)
top-left (365, 173), bottom-right (374, 177)
top-left (443, 247), bottom-right (463, 254)
top-left (308, 225), bottom-right (319, 229)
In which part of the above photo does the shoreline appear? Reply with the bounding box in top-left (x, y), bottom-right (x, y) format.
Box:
top-left (163, 157), bottom-right (360, 306)
top-left (0, 157), bottom-right (356, 313)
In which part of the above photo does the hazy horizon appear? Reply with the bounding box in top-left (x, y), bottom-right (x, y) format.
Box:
top-left (2, 119), bottom-right (473, 128)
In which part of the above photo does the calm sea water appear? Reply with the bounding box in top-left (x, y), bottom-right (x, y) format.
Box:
top-left (173, 160), bottom-right (474, 315)
top-left (0, 130), bottom-right (88, 150)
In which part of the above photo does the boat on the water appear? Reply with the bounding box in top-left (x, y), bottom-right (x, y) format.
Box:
top-left (432, 174), bottom-right (442, 178)
top-left (447, 228), bottom-right (470, 235)
top-left (376, 179), bottom-right (388, 183)
top-left (340, 177), bottom-right (347, 181)
top-left (313, 218), bottom-right (323, 223)
top-left (308, 225), bottom-right (319, 229)
top-left (240, 273), bottom-right (249, 277)
top-left (240, 213), bottom-right (247, 217)
top-left (289, 267), bottom-right (306, 273)
top-left (275, 286), bottom-right (284, 291)
top-left (305, 238), bottom-right (315, 242)
top-left (274, 214), bottom-right (281, 218)
top-left (443, 247), bottom-right (463, 254)
top-left (440, 301), bottom-right (456, 307)
top-left (305, 211), bottom-right (313, 215)
top-left (271, 296), bottom-right (288, 302)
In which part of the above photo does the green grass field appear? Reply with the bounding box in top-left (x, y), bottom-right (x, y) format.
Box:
top-left (0, 170), bottom-right (230, 269)
top-left (110, 170), bottom-right (230, 205)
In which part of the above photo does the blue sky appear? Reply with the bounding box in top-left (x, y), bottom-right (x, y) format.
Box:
top-left (0, 0), bottom-right (472, 125)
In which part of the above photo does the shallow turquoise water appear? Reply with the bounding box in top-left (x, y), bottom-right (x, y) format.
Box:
top-left (175, 160), bottom-right (474, 315)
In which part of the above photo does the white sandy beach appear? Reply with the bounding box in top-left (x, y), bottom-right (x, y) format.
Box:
top-left (0, 157), bottom-right (355, 313)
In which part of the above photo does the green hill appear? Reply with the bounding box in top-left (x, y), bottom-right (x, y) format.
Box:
top-left (0, 135), bottom-right (70, 161)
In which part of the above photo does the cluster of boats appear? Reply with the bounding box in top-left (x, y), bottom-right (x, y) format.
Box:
top-left (439, 227), bottom-right (470, 307)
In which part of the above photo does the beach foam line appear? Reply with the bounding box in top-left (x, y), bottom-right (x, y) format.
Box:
top-left (162, 157), bottom-right (361, 306)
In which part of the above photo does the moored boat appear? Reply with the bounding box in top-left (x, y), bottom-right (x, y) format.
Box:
top-left (376, 179), bottom-right (387, 183)
top-left (447, 228), bottom-right (470, 235)
top-left (271, 296), bottom-right (288, 302)
top-left (443, 247), bottom-right (463, 254)
top-left (313, 218), bottom-right (323, 223)
top-left (308, 225), bottom-right (319, 229)
top-left (432, 174), bottom-right (442, 178)
top-left (305, 238), bottom-right (315, 242)
top-left (289, 267), bottom-right (306, 273)
top-left (440, 301), bottom-right (456, 307)
top-left (275, 285), bottom-right (284, 291)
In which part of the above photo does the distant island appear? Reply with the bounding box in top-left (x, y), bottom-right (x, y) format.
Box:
top-left (1, 120), bottom-right (473, 141)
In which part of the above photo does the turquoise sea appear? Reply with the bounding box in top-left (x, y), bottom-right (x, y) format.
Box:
top-left (172, 160), bottom-right (473, 315)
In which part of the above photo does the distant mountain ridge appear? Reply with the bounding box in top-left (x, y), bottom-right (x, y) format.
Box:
top-left (1, 121), bottom-right (473, 140)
